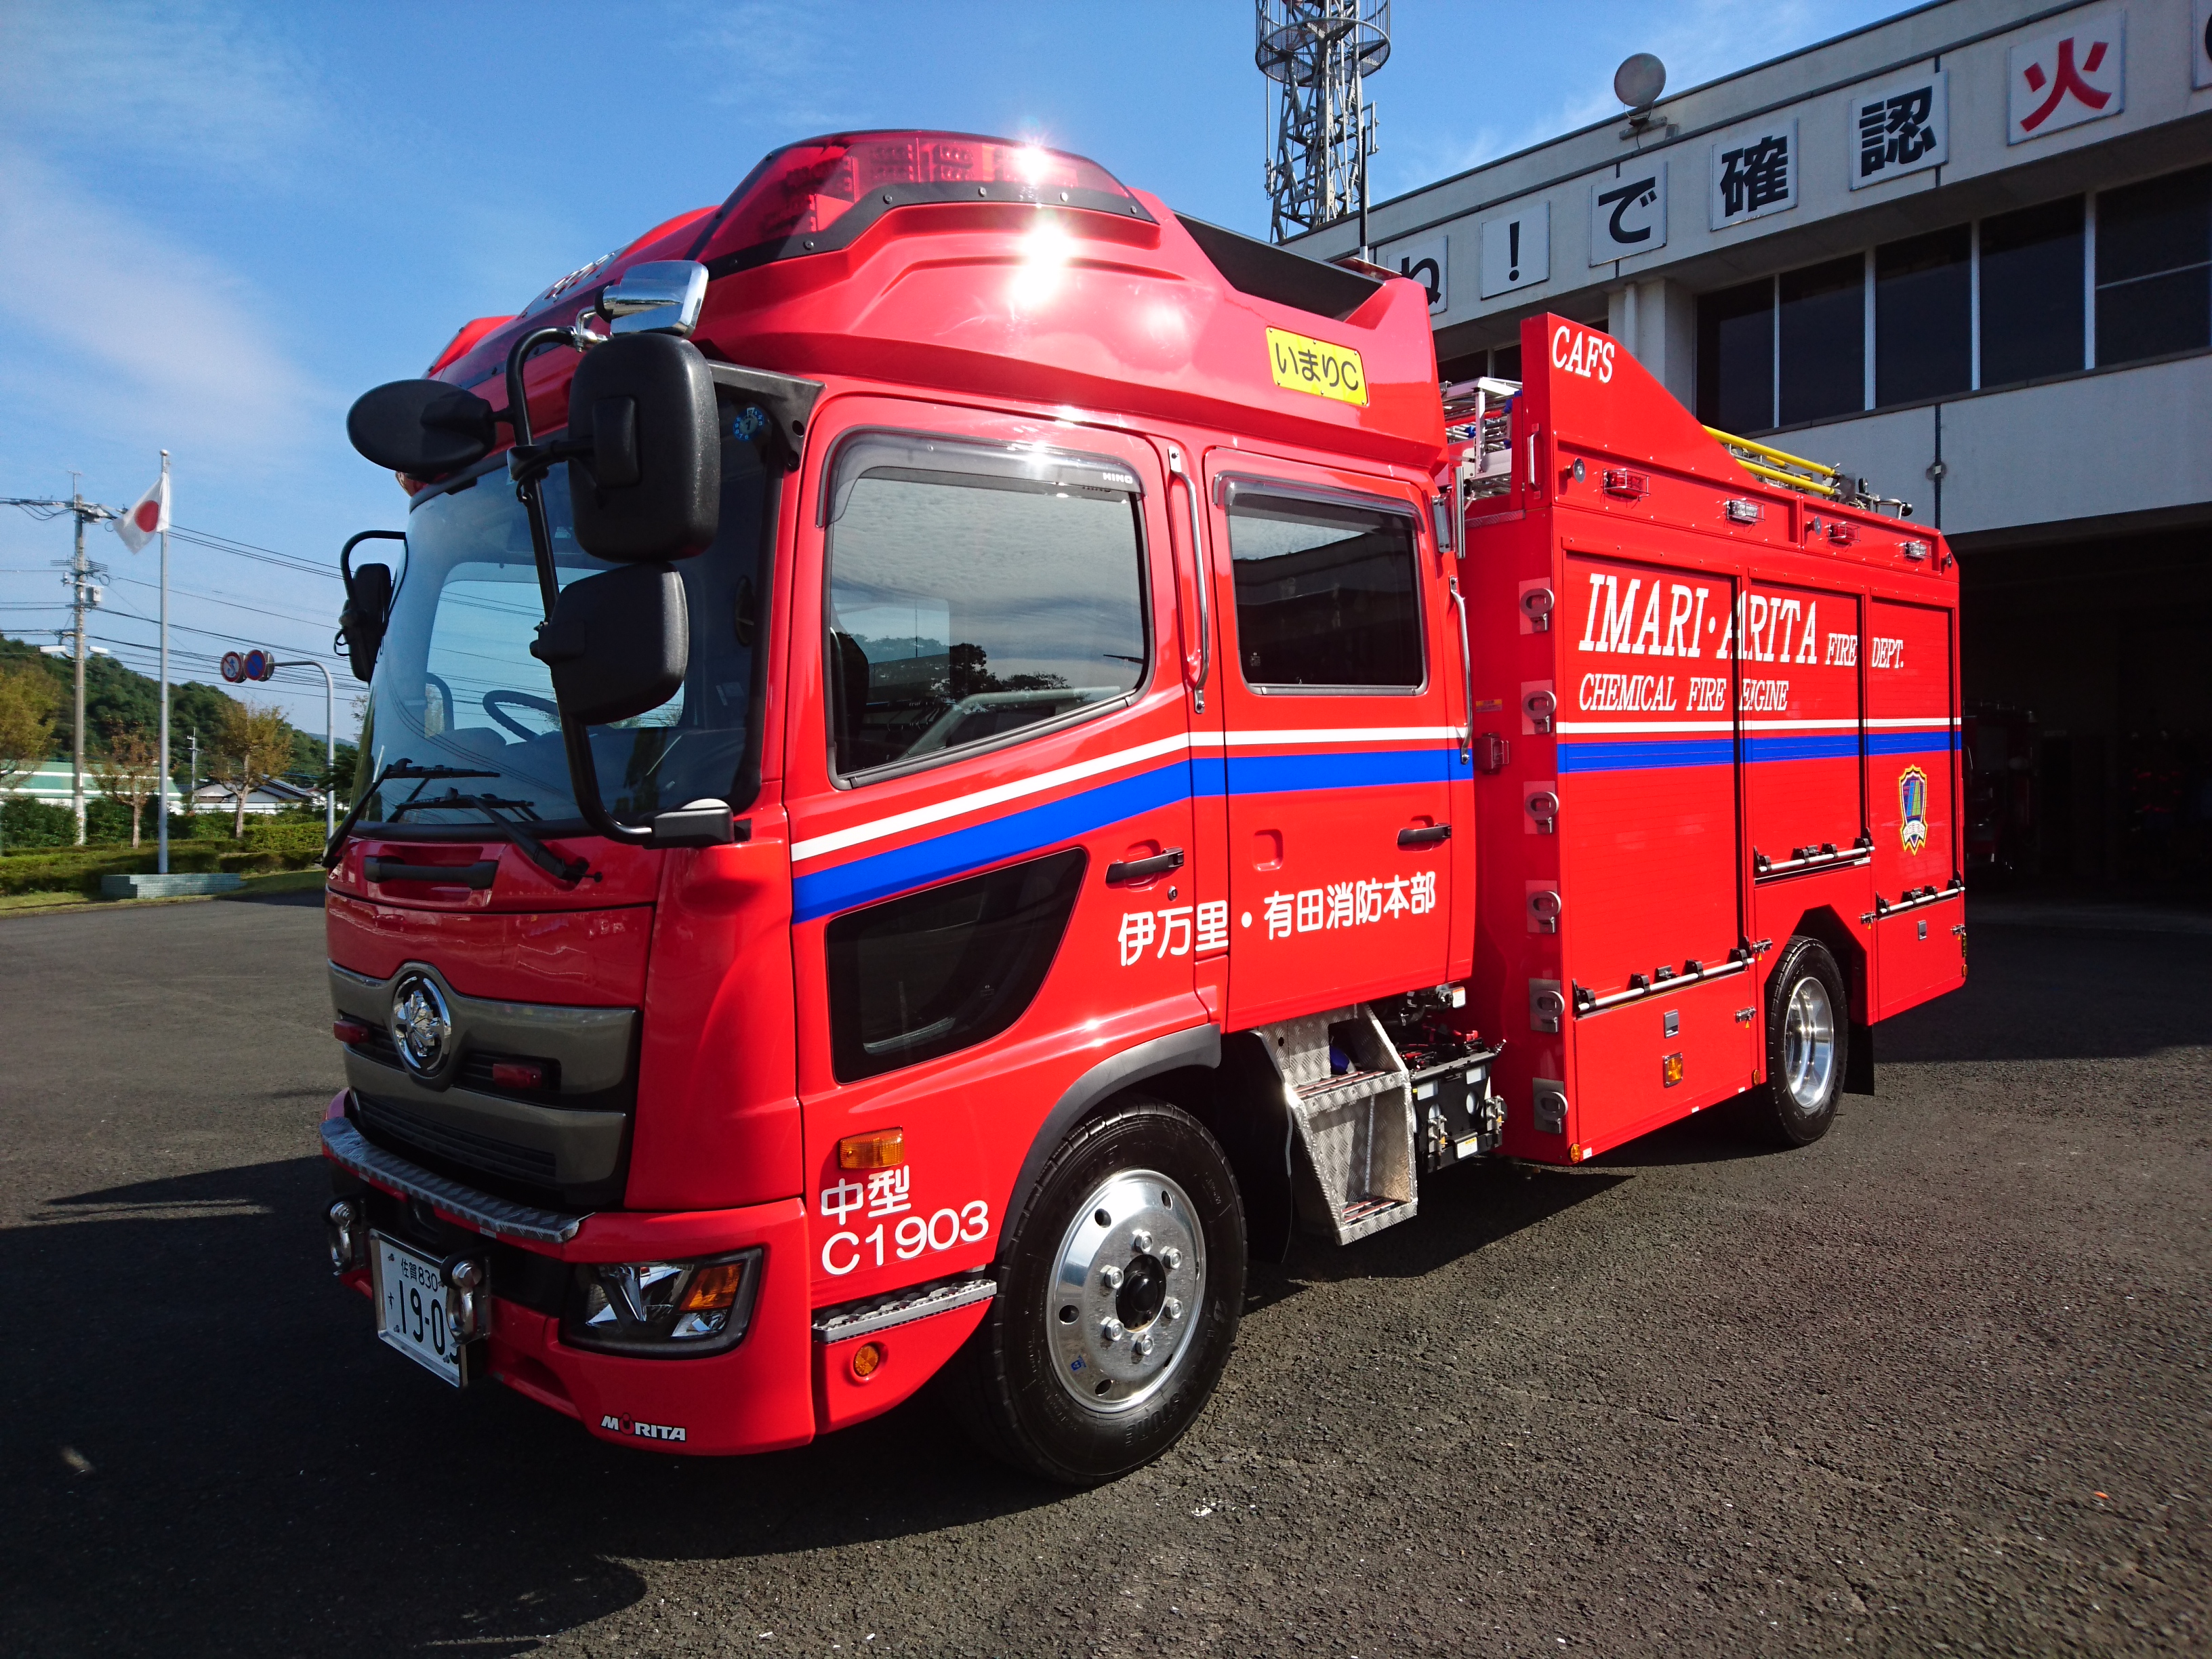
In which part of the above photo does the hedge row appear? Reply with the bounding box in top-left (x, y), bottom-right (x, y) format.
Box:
top-left (0, 821), bottom-right (331, 897)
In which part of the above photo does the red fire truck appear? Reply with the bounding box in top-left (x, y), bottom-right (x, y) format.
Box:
top-left (321, 129), bottom-right (1963, 1484)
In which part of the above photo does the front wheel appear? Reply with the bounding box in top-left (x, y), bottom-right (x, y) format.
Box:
top-left (945, 1098), bottom-right (1245, 1485)
top-left (1752, 937), bottom-right (1849, 1146)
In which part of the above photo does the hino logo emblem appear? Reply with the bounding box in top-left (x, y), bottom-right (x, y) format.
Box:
top-left (390, 972), bottom-right (453, 1076)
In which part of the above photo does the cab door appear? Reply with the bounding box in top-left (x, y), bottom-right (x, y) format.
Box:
top-left (1203, 459), bottom-right (1458, 1030)
top-left (784, 398), bottom-right (1203, 1307)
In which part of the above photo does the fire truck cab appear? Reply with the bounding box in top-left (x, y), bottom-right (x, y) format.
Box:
top-left (320, 130), bottom-right (1963, 1484)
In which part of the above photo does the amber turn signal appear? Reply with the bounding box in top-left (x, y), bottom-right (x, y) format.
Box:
top-left (1661, 1052), bottom-right (1685, 1087)
top-left (838, 1128), bottom-right (905, 1170)
top-left (850, 1340), bottom-right (885, 1380)
top-left (677, 1261), bottom-right (749, 1313)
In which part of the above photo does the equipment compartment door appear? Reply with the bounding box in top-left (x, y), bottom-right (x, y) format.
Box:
top-left (1556, 550), bottom-right (1753, 1150)
top-left (1740, 581), bottom-right (1864, 876)
top-left (1208, 464), bottom-right (1457, 1029)
top-left (1866, 599), bottom-right (1961, 1017)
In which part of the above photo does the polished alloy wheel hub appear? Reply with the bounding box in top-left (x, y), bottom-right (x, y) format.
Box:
top-left (1046, 1168), bottom-right (1203, 1414)
top-left (1782, 975), bottom-right (1837, 1109)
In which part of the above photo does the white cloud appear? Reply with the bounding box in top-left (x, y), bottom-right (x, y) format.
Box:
top-left (0, 150), bottom-right (335, 471)
top-left (0, 0), bottom-right (326, 182)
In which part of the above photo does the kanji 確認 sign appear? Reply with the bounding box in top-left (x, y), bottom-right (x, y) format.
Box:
top-left (1710, 119), bottom-right (1797, 230)
top-left (1847, 69), bottom-right (1948, 190)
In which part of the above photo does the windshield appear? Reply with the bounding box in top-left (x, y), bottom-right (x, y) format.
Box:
top-left (356, 422), bottom-right (773, 830)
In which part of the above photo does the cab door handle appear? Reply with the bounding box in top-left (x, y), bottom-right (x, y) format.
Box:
top-left (1397, 824), bottom-right (1452, 848)
top-left (1106, 848), bottom-right (1185, 885)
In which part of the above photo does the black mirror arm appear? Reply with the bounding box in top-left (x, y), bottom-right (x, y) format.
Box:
top-left (340, 529), bottom-right (405, 590)
top-left (558, 716), bottom-right (655, 846)
top-left (502, 325), bottom-right (717, 855)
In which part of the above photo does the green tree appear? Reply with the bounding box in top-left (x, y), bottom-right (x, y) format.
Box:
top-left (0, 661), bottom-right (58, 795)
top-left (209, 703), bottom-right (295, 838)
top-left (91, 727), bottom-right (163, 847)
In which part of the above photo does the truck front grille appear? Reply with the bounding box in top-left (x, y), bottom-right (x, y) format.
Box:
top-left (352, 1092), bottom-right (560, 1185)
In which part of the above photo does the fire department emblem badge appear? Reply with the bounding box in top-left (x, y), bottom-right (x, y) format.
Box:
top-left (1898, 766), bottom-right (1930, 855)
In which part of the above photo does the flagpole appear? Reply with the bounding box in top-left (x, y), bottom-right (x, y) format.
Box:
top-left (157, 450), bottom-right (171, 877)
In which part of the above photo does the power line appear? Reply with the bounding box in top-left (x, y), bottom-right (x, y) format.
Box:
top-left (169, 524), bottom-right (344, 582)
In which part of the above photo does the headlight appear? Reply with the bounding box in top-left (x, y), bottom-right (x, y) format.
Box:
top-left (559, 1248), bottom-right (763, 1357)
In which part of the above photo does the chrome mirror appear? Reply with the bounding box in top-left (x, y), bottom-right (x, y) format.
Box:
top-left (600, 260), bottom-right (708, 338)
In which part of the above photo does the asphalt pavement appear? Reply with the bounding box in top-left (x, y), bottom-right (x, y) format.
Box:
top-left (0, 890), bottom-right (2203, 1657)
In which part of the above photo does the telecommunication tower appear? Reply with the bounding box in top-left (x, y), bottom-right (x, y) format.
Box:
top-left (1256, 0), bottom-right (1390, 247)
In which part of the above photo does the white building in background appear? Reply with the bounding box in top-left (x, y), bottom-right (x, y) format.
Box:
top-left (2, 758), bottom-right (186, 814)
top-left (0, 758), bottom-right (317, 819)
top-left (1296, 0), bottom-right (2212, 884)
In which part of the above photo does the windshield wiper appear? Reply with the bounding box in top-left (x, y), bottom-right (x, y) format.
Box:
top-left (323, 759), bottom-right (499, 869)
top-left (388, 788), bottom-right (592, 885)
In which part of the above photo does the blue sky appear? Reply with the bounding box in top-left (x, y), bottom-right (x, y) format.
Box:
top-left (0, 0), bottom-right (1902, 734)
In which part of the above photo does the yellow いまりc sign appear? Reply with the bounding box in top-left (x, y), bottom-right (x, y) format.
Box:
top-left (1265, 327), bottom-right (1368, 407)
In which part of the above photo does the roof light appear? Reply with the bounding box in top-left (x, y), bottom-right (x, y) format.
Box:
top-left (694, 130), bottom-right (1147, 274)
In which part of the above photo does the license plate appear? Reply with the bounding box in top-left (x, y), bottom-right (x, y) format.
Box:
top-left (372, 1232), bottom-right (470, 1387)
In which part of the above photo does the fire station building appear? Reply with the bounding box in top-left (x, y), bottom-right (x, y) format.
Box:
top-left (1295, 0), bottom-right (2212, 890)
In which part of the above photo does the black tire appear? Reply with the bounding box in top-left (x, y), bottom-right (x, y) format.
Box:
top-left (1753, 936), bottom-right (1848, 1147)
top-left (944, 1097), bottom-right (1246, 1486)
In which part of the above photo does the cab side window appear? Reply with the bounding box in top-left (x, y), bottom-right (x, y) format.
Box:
top-left (1225, 489), bottom-right (1422, 691)
top-left (825, 434), bottom-right (1148, 777)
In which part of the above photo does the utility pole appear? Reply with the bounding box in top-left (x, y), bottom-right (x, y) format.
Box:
top-left (157, 451), bottom-right (172, 874)
top-left (5, 486), bottom-right (119, 845)
top-left (270, 658), bottom-right (337, 840)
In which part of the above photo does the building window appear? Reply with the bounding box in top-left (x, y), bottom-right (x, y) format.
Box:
top-left (1696, 277), bottom-right (1775, 432)
top-left (1778, 255), bottom-right (1865, 426)
top-left (2095, 165), bottom-right (2212, 368)
top-left (1875, 226), bottom-right (1970, 406)
top-left (1980, 198), bottom-right (2085, 386)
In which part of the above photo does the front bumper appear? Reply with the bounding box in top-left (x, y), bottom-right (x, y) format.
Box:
top-left (322, 1105), bottom-right (814, 1456)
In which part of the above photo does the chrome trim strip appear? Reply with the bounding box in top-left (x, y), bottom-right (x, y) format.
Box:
top-left (322, 1116), bottom-right (587, 1244)
top-left (1873, 885), bottom-right (1964, 918)
top-left (1755, 846), bottom-right (1872, 880)
top-left (1575, 956), bottom-right (1749, 1017)
top-left (811, 1273), bottom-right (998, 1343)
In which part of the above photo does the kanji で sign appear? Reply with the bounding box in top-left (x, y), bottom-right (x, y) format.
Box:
top-left (1265, 327), bottom-right (1368, 406)
top-left (1589, 162), bottom-right (1666, 265)
top-left (1710, 119), bottom-right (1797, 230)
top-left (2007, 11), bottom-right (2125, 144)
top-left (1847, 69), bottom-right (1948, 190)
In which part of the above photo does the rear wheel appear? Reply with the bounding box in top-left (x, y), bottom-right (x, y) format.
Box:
top-left (945, 1098), bottom-right (1245, 1485)
top-left (1753, 937), bottom-right (1847, 1146)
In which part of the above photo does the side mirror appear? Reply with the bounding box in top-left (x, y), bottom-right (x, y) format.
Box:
top-left (529, 563), bottom-right (689, 725)
top-left (565, 333), bottom-right (719, 562)
top-left (339, 564), bottom-right (392, 682)
top-left (337, 529), bottom-right (405, 684)
top-left (346, 380), bottom-right (498, 476)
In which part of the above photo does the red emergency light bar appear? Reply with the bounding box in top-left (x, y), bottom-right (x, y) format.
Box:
top-left (692, 129), bottom-right (1151, 275)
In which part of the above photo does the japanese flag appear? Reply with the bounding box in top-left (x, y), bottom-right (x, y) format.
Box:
top-left (113, 472), bottom-right (169, 552)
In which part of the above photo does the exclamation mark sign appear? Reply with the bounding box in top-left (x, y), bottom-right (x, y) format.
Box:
top-left (1507, 220), bottom-right (1520, 283)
